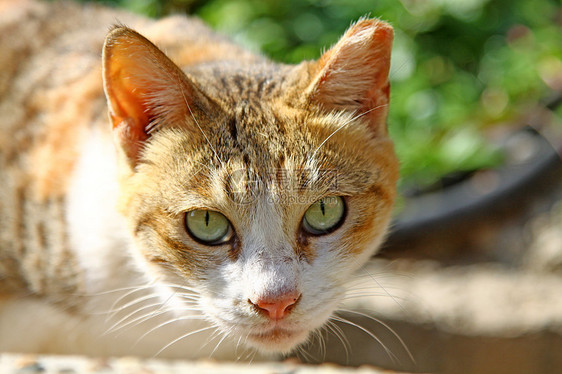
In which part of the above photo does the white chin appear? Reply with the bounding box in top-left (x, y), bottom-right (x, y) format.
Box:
top-left (245, 327), bottom-right (310, 354)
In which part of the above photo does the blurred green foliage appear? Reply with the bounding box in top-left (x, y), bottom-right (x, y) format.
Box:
top-left (81, 0), bottom-right (561, 188)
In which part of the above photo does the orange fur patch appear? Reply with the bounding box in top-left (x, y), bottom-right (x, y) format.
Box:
top-left (30, 69), bottom-right (104, 201)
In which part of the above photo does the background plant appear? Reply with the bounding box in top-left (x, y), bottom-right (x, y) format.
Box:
top-left (78, 0), bottom-right (562, 189)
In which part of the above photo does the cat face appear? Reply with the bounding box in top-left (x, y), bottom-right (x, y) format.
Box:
top-left (102, 20), bottom-right (397, 353)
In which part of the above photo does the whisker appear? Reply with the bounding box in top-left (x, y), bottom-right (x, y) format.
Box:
top-left (180, 86), bottom-right (223, 167)
top-left (81, 283), bottom-right (155, 297)
top-left (344, 287), bottom-right (403, 295)
top-left (240, 344), bottom-right (256, 362)
top-left (345, 281), bottom-right (406, 290)
top-left (105, 286), bottom-right (156, 319)
top-left (364, 275), bottom-right (408, 315)
top-left (149, 280), bottom-right (198, 319)
top-left (347, 258), bottom-right (409, 316)
top-left (105, 294), bottom-right (162, 319)
top-left (185, 320), bottom-right (224, 356)
top-left (160, 281), bottom-right (202, 304)
top-left (134, 314), bottom-right (207, 347)
top-left (234, 335), bottom-right (243, 359)
top-left (311, 106), bottom-right (384, 159)
top-left (103, 303), bottom-right (169, 336)
top-left (209, 330), bottom-right (229, 358)
top-left (324, 320), bottom-right (350, 363)
top-left (192, 160), bottom-right (214, 174)
top-left (104, 304), bottom-right (206, 336)
top-left (236, 332), bottom-right (255, 362)
top-left (316, 328), bottom-right (327, 361)
top-left (176, 293), bottom-right (200, 301)
top-left (330, 314), bottom-right (399, 365)
top-left (341, 293), bottom-right (409, 302)
top-left (154, 325), bottom-right (217, 357)
top-left (247, 349), bottom-right (258, 364)
top-left (296, 343), bottom-right (316, 363)
top-left (338, 308), bottom-right (415, 365)
top-left (346, 277), bottom-right (403, 288)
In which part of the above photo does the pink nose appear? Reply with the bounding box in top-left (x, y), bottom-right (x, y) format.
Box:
top-left (250, 293), bottom-right (301, 320)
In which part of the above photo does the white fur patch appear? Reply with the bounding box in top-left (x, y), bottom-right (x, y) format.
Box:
top-left (66, 127), bottom-right (133, 294)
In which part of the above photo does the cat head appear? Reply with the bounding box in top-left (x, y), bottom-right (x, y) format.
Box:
top-left (102, 19), bottom-right (397, 354)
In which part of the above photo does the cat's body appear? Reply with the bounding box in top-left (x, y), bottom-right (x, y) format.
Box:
top-left (0, 0), bottom-right (398, 360)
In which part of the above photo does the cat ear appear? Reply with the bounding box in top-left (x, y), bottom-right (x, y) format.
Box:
top-left (304, 19), bottom-right (393, 131)
top-left (102, 26), bottom-right (195, 167)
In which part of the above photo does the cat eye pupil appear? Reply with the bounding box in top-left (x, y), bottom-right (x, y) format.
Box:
top-left (302, 196), bottom-right (345, 235)
top-left (185, 209), bottom-right (232, 245)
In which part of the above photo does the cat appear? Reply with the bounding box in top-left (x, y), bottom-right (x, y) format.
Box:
top-left (0, 0), bottom-right (398, 360)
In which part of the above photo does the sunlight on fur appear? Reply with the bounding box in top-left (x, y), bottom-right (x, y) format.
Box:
top-left (0, 0), bottom-right (404, 363)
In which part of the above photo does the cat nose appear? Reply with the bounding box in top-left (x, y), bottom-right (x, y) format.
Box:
top-left (249, 292), bottom-right (301, 320)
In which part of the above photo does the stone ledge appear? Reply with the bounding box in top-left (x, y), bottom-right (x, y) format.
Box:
top-left (0, 353), bottom-right (414, 374)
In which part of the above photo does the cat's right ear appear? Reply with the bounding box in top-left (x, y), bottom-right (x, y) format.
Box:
top-left (302, 19), bottom-right (393, 134)
top-left (102, 26), bottom-right (196, 168)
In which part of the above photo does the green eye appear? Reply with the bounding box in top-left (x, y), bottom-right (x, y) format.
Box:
top-left (302, 196), bottom-right (345, 235)
top-left (185, 210), bottom-right (232, 244)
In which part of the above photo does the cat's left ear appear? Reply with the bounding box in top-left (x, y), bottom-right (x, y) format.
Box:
top-left (102, 26), bottom-right (201, 168)
top-left (304, 19), bottom-right (393, 133)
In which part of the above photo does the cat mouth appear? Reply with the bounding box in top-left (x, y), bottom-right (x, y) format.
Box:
top-left (246, 326), bottom-right (309, 352)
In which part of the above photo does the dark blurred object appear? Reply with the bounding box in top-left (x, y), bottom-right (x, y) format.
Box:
top-left (384, 93), bottom-right (562, 263)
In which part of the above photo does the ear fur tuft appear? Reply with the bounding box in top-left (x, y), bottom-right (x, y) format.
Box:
top-left (305, 18), bottom-right (393, 132)
top-left (102, 26), bottom-right (195, 167)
